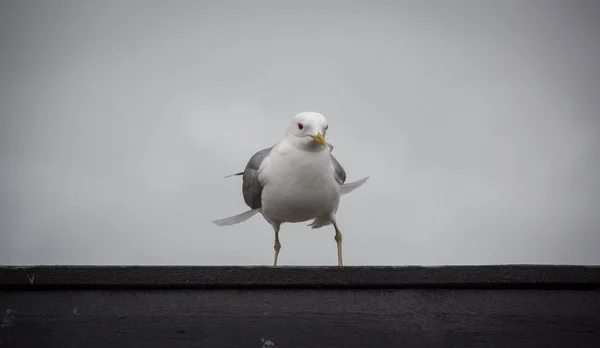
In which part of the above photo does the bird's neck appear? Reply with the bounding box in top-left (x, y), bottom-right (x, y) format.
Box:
top-left (282, 135), bottom-right (327, 153)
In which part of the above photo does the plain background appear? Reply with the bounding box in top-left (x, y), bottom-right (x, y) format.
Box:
top-left (1, 0), bottom-right (599, 266)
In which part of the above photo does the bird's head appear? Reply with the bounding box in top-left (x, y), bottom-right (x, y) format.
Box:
top-left (285, 112), bottom-right (329, 150)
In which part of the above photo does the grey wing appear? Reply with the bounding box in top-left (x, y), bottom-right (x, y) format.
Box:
top-left (328, 143), bottom-right (346, 185)
top-left (242, 146), bottom-right (272, 209)
top-left (331, 154), bottom-right (347, 185)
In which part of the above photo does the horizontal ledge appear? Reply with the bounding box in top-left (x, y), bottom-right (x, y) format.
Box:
top-left (1, 265), bottom-right (599, 290)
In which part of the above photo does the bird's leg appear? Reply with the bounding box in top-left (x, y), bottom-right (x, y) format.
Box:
top-left (332, 221), bottom-right (343, 266)
top-left (272, 223), bottom-right (281, 266)
top-left (273, 234), bottom-right (281, 266)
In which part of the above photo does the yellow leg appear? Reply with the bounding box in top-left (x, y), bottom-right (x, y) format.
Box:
top-left (273, 239), bottom-right (281, 266)
top-left (333, 222), bottom-right (343, 266)
top-left (273, 227), bottom-right (281, 266)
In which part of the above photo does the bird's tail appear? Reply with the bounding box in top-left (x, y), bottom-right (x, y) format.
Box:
top-left (308, 217), bottom-right (332, 229)
top-left (340, 176), bottom-right (369, 195)
top-left (212, 209), bottom-right (259, 226)
top-left (223, 172), bottom-right (243, 178)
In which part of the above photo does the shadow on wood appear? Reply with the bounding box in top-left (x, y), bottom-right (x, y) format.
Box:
top-left (1, 265), bottom-right (600, 347)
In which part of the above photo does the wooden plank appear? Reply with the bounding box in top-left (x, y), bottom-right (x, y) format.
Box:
top-left (2, 265), bottom-right (600, 290)
top-left (1, 288), bottom-right (599, 348)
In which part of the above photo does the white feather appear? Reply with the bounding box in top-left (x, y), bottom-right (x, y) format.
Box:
top-left (212, 209), bottom-right (259, 226)
top-left (339, 176), bottom-right (369, 195)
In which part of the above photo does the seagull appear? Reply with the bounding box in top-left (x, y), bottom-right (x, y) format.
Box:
top-left (212, 112), bottom-right (369, 266)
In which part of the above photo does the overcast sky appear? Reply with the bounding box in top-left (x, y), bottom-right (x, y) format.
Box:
top-left (1, 0), bottom-right (599, 266)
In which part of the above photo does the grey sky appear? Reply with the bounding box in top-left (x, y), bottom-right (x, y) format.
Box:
top-left (1, 0), bottom-right (599, 266)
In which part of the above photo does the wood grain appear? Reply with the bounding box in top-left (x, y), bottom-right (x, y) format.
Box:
top-left (1, 266), bottom-right (599, 347)
top-left (1, 289), bottom-right (599, 347)
top-left (1, 265), bottom-right (599, 289)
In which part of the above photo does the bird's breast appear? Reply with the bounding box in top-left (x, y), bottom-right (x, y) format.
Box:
top-left (260, 148), bottom-right (339, 223)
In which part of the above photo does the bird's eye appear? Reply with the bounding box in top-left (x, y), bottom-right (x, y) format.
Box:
top-left (297, 123), bottom-right (304, 130)
top-left (325, 125), bottom-right (328, 130)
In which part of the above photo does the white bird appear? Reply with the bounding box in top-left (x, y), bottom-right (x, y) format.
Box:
top-left (212, 112), bottom-right (369, 266)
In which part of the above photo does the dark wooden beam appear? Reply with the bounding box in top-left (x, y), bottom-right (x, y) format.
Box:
top-left (1, 265), bottom-right (600, 290)
top-left (1, 265), bottom-right (599, 347)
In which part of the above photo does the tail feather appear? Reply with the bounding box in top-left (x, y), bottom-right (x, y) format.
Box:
top-left (212, 209), bottom-right (259, 226)
top-left (340, 176), bottom-right (369, 195)
top-left (223, 172), bottom-right (243, 178)
top-left (308, 217), bottom-right (332, 229)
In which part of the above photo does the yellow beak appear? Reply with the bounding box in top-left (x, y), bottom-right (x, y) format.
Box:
top-left (311, 133), bottom-right (327, 147)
